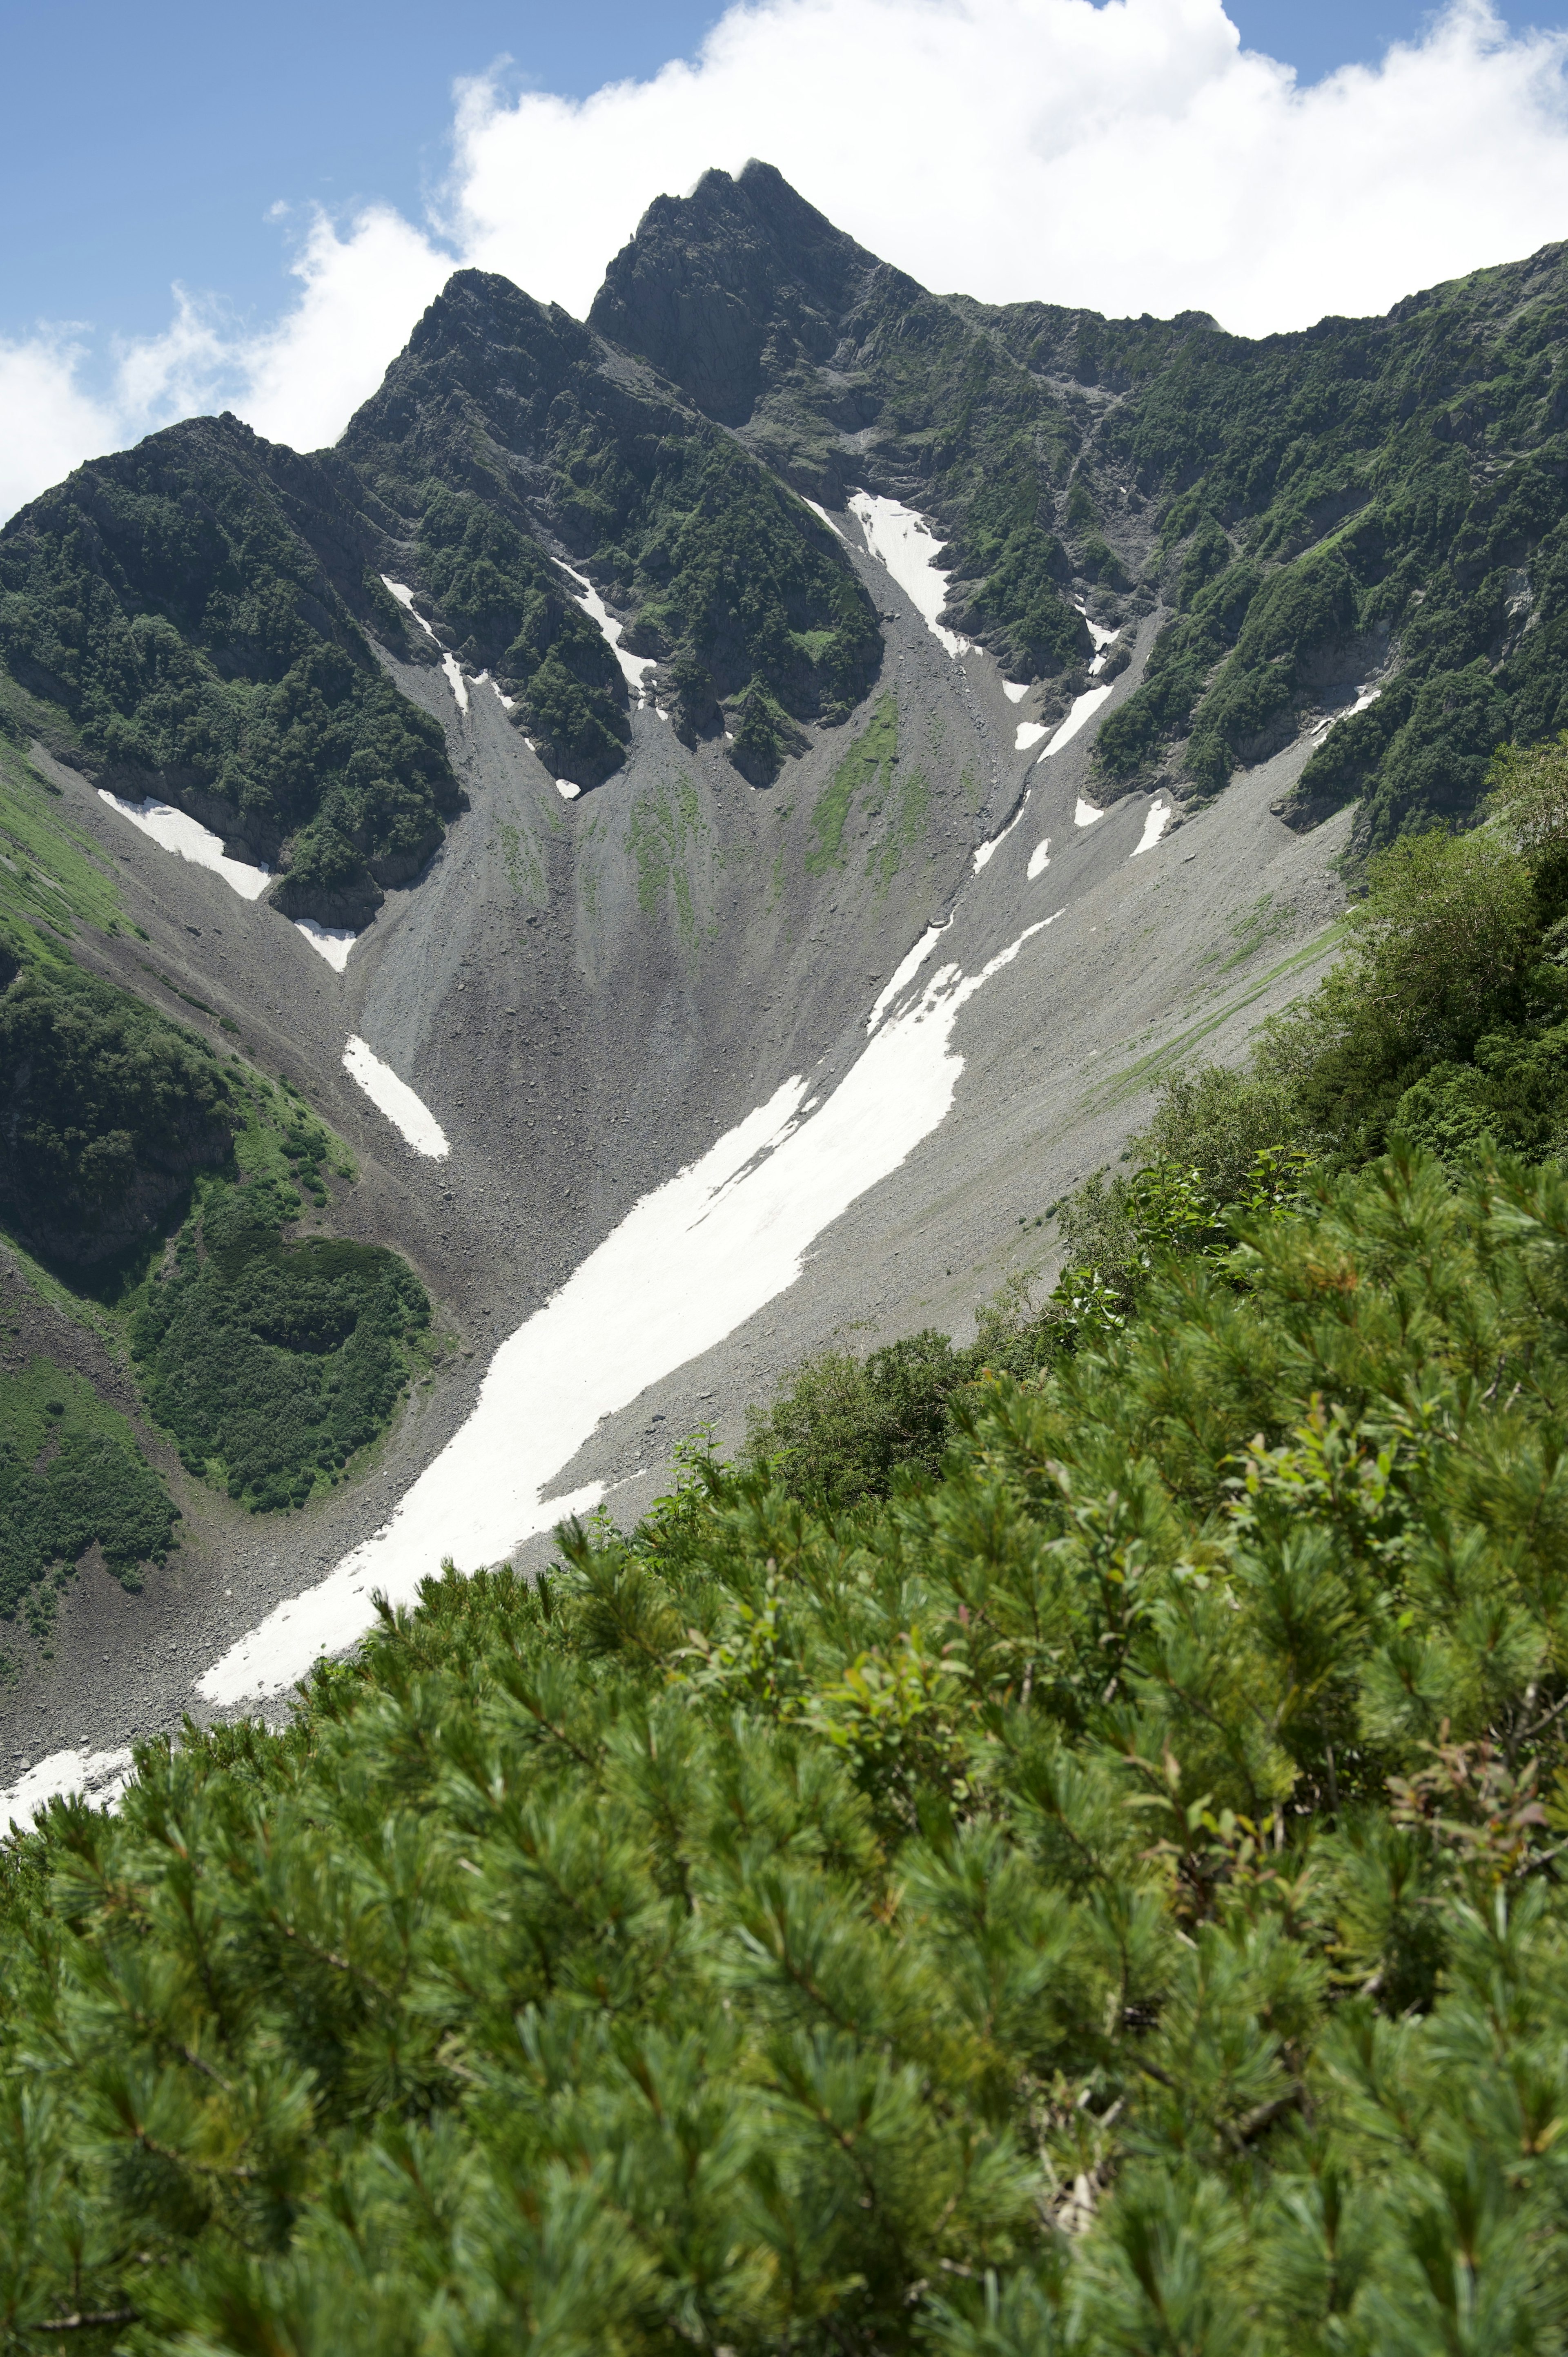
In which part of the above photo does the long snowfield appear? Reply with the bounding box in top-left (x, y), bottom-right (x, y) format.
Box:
top-left (198, 912), bottom-right (1063, 1706)
top-left (848, 493), bottom-right (970, 657)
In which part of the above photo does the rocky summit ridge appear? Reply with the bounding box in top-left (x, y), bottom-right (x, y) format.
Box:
top-left (1, 163), bottom-right (1568, 1775)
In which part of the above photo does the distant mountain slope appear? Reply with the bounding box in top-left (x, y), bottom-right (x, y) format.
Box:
top-left (590, 163), bottom-right (1096, 689)
top-left (0, 417), bottom-right (461, 929)
top-left (592, 163), bottom-right (1568, 851)
top-left (339, 268), bottom-right (882, 785)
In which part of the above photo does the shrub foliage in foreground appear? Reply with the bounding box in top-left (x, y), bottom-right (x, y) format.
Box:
top-left (5, 1148), bottom-right (1568, 2349)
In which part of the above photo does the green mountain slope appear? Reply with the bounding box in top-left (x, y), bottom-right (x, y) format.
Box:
top-left (596, 165), bottom-right (1568, 850)
top-left (0, 418), bottom-right (461, 928)
top-left (341, 268), bottom-right (881, 785)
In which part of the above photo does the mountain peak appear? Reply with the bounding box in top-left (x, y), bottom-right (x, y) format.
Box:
top-left (588, 160), bottom-right (885, 426)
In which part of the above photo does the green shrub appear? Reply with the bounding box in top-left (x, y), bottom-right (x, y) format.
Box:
top-left (8, 1151), bottom-right (1568, 2347)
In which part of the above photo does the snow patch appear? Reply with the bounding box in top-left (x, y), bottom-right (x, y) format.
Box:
top-left (1027, 837), bottom-right (1051, 880)
top-left (866, 921), bottom-right (949, 1032)
top-left (556, 779), bottom-right (582, 801)
top-left (474, 669), bottom-right (517, 711)
top-left (200, 913), bottom-right (1067, 1705)
top-left (847, 492), bottom-right (970, 657)
top-left (381, 577), bottom-right (439, 642)
top-left (1036, 685), bottom-right (1114, 760)
top-left (973, 797), bottom-right (1028, 872)
top-left (1, 1746), bottom-right (134, 1832)
top-left (1075, 797), bottom-right (1105, 827)
top-left (97, 791), bottom-right (272, 901)
top-left (441, 653), bottom-right (469, 712)
top-left (294, 919), bottom-right (356, 971)
top-left (341, 1037), bottom-right (450, 1159)
top-left (561, 562), bottom-right (654, 701)
top-left (803, 497), bottom-right (844, 539)
top-left (1014, 721), bottom-right (1048, 751)
top-left (1076, 605), bottom-right (1120, 677)
top-left (1311, 684), bottom-right (1383, 741)
top-left (1131, 799), bottom-right (1174, 857)
top-left (1003, 682), bottom-right (1031, 705)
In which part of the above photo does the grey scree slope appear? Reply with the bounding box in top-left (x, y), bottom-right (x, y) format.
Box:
top-left (1, 514), bottom-right (1349, 1774)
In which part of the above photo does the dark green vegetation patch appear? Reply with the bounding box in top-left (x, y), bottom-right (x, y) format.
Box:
top-left (131, 1164), bottom-right (430, 1514)
top-left (0, 419), bottom-right (460, 926)
top-left (0, 958), bottom-right (234, 1265)
top-left (0, 1358), bottom-right (177, 1626)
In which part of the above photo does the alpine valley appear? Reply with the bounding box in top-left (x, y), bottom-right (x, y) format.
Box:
top-left (8, 161), bottom-right (1568, 2352)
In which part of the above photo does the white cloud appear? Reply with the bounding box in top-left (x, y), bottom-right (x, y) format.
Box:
top-left (0, 206), bottom-right (451, 522)
top-left (4, 0), bottom-right (1568, 525)
top-left (236, 205), bottom-right (452, 451)
top-left (0, 331), bottom-right (120, 522)
top-left (448, 0), bottom-right (1568, 330)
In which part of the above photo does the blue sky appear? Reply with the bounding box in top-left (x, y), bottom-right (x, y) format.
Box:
top-left (3, 0), bottom-right (1561, 350)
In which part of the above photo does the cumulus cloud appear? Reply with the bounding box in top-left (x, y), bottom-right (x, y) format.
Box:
top-left (449, 0), bottom-right (1568, 328)
top-left (5, 0), bottom-right (1568, 523)
top-left (0, 206), bottom-right (452, 522)
top-left (0, 332), bottom-right (122, 524)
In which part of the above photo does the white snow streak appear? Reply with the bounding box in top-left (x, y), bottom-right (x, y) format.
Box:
top-left (1003, 682), bottom-right (1030, 704)
top-left (847, 492), bottom-right (970, 657)
top-left (1075, 797), bottom-right (1105, 827)
top-left (973, 798), bottom-right (1028, 872)
top-left (294, 919), bottom-right (356, 971)
top-left (1037, 685), bottom-right (1114, 760)
top-left (1311, 683), bottom-right (1383, 742)
top-left (474, 669), bottom-right (517, 711)
top-left (97, 791), bottom-right (272, 901)
top-left (1131, 800), bottom-right (1174, 857)
top-left (380, 578), bottom-right (439, 642)
top-left (803, 498), bottom-right (845, 539)
top-left (200, 915), bottom-right (1064, 1705)
top-left (1078, 606), bottom-right (1119, 676)
top-left (341, 1037), bottom-right (450, 1159)
top-left (561, 562), bottom-right (654, 701)
top-left (1, 1747), bottom-right (134, 1833)
top-left (1014, 721), bottom-right (1048, 751)
top-left (1027, 837), bottom-right (1051, 879)
top-left (381, 580), bottom-right (471, 714)
top-left (866, 921), bottom-right (949, 1032)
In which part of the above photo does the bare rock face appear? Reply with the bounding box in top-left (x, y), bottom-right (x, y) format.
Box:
top-left (588, 161), bottom-right (878, 428)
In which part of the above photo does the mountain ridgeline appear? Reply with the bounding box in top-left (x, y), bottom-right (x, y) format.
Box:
top-left (6, 159), bottom-right (1568, 917)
